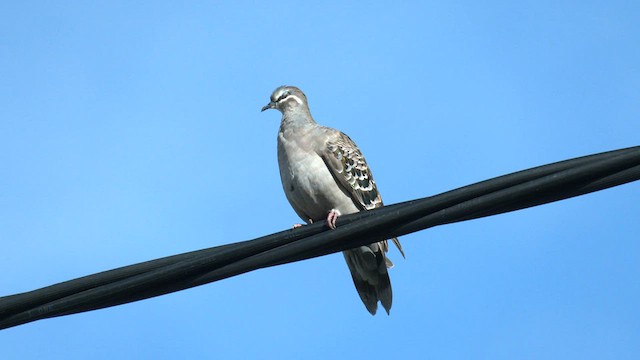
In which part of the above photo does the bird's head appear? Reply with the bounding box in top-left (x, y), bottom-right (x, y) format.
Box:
top-left (261, 86), bottom-right (309, 114)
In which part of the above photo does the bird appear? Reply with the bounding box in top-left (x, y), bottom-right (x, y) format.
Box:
top-left (261, 85), bottom-right (404, 315)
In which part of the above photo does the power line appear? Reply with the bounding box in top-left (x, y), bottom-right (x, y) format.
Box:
top-left (1, 146), bottom-right (638, 330)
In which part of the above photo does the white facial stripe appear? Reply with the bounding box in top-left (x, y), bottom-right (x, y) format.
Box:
top-left (279, 94), bottom-right (303, 105)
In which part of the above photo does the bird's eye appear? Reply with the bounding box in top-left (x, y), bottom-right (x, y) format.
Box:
top-left (276, 91), bottom-right (290, 102)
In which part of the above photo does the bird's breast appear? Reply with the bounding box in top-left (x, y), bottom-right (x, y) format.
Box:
top-left (277, 131), bottom-right (358, 221)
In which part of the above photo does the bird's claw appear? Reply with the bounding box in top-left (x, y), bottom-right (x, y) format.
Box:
top-left (292, 219), bottom-right (313, 229)
top-left (326, 209), bottom-right (341, 229)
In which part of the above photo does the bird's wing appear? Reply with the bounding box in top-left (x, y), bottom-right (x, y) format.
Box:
top-left (318, 127), bottom-right (405, 257)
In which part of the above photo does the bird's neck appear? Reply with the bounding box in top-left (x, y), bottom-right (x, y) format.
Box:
top-left (281, 110), bottom-right (316, 129)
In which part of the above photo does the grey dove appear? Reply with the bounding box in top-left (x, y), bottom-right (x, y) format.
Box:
top-left (261, 85), bottom-right (404, 315)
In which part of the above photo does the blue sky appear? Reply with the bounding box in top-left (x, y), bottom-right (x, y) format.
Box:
top-left (1, 1), bottom-right (639, 359)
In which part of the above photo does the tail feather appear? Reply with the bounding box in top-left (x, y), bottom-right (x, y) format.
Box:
top-left (343, 241), bottom-right (395, 315)
top-left (391, 237), bottom-right (405, 258)
top-left (376, 271), bottom-right (392, 315)
top-left (344, 263), bottom-right (379, 315)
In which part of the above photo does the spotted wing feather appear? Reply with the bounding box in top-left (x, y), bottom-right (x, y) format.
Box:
top-left (319, 128), bottom-right (404, 257)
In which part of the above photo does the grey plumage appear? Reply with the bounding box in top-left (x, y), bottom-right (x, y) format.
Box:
top-left (262, 85), bottom-right (404, 315)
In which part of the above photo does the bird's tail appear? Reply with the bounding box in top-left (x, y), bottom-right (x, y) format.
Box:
top-left (343, 241), bottom-right (394, 315)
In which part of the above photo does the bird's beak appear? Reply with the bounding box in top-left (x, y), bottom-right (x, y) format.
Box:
top-left (261, 101), bottom-right (275, 112)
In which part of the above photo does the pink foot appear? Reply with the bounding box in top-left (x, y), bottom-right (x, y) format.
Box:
top-left (326, 209), bottom-right (341, 229)
top-left (292, 219), bottom-right (313, 229)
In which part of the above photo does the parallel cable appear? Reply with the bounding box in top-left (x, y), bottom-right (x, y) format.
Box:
top-left (1, 146), bottom-right (638, 330)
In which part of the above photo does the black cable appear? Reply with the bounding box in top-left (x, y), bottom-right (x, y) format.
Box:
top-left (1, 146), bottom-right (638, 330)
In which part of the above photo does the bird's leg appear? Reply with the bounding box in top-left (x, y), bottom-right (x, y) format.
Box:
top-left (293, 219), bottom-right (313, 229)
top-left (326, 209), bottom-right (341, 229)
